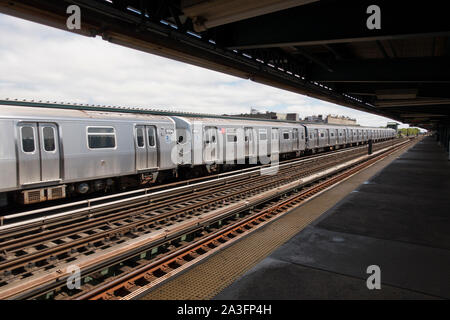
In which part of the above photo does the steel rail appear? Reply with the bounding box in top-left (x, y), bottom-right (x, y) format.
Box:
top-left (0, 139), bottom-right (411, 300)
top-left (1, 140), bottom-right (393, 239)
top-left (77, 139), bottom-right (414, 300)
top-left (0, 139), bottom-right (400, 228)
top-left (0, 148), bottom-right (361, 277)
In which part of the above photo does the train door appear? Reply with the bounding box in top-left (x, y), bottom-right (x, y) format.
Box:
top-left (299, 128), bottom-right (306, 150)
top-left (135, 125), bottom-right (158, 171)
top-left (17, 122), bottom-right (61, 185)
top-left (244, 127), bottom-right (255, 157)
top-left (40, 123), bottom-right (60, 181)
top-left (293, 128), bottom-right (299, 150)
top-left (280, 129), bottom-right (289, 153)
top-left (204, 126), bottom-right (218, 162)
top-left (147, 126), bottom-right (158, 168)
top-left (271, 127), bottom-right (279, 163)
top-left (258, 129), bottom-right (269, 163)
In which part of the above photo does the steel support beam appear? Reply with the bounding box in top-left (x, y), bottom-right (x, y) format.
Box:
top-left (307, 58), bottom-right (450, 83)
top-left (214, 0), bottom-right (450, 49)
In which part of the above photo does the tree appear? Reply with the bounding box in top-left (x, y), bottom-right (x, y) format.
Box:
top-left (398, 128), bottom-right (419, 136)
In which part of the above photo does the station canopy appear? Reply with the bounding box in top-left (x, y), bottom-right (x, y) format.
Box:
top-left (1, 0), bottom-right (450, 130)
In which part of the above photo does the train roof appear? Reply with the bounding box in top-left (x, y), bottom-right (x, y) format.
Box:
top-left (0, 100), bottom-right (395, 130)
top-left (0, 99), bottom-right (302, 124)
top-left (171, 116), bottom-right (299, 128)
top-left (0, 104), bottom-right (174, 123)
top-left (302, 123), bottom-right (391, 130)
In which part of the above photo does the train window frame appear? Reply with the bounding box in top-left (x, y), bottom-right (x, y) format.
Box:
top-left (21, 126), bottom-right (36, 153)
top-left (259, 129), bottom-right (267, 141)
top-left (283, 132), bottom-right (290, 140)
top-left (147, 126), bottom-right (156, 147)
top-left (227, 134), bottom-right (237, 143)
top-left (42, 126), bottom-right (56, 152)
top-left (86, 126), bottom-right (117, 150)
top-left (136, 127), bottom-right (145, 148)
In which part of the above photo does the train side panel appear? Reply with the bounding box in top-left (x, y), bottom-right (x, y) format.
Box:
top-left (62, 120), bottom-right (134, 182)
top-left (0, 119), bottom-right (17, 192)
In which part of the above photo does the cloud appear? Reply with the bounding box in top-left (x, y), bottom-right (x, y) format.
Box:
top-left (0, 13), bottom-right (404, 127)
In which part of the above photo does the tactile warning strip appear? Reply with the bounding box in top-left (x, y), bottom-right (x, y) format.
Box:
top-left (141, 141), bottom-right (418, 300)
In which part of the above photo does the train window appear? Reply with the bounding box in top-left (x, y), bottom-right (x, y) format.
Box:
top-left (136, 128), bottom-right (145, 147)
top-left (259, 133), bottom-right (267, 140)
top-left (320, 133), bottom-right (325, 138)
top-left (87, 127), bottom-right (116, 149)
top-left (21, 126), bottom-right (35, 153)
top-left (148, 127), bottom-right (156, 147)
top-left (301, 133), bottom-right (304, 139)
top-left (227, 134), bottom-right (237, 143)
top-left (283, 132), bottom-right (289, 140)
top-left (43, 127), bottom-right (56, 152)
top-left (330, 132), bottom-right (334, 137)
top-left (178, 136), bottom-right (184, 143)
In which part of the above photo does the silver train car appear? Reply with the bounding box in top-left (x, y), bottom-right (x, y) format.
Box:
top-left (0, 105), bottom-right (177, 205)
top-left (0, 103), bottom-right (396, 206)
top-left (303, 124), bottom-right (395, 152)
top-left (171, 116), bottom-right (307, 174)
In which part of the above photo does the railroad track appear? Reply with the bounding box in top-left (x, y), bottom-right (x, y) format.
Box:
top-left (0, 138), bottom-right (410, 299)
top-left (79, 138), bottom-right (416, 300)
top-left (0, 139), bottom-right (401, 224)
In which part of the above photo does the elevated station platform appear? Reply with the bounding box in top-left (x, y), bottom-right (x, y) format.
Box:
top-left (141, 137), bottom-right (449, 300)
top-left (215, 136), bottom-right (450, 299)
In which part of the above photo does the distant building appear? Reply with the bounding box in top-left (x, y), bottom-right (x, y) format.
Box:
top-left (225, 110), bottom-right (357, 125)
top-left (302, 114), bottom-right (358, 125)
top-left (326, 115), bottom-right (357, 125)
top-left (224, 110), bottom-right (277, 120)
top-left (303, 115), bottom-right (324, 123)
top-left (273, 112), bottom-right (299, 121)
top-left (286, 113), bottom-right (299, 121)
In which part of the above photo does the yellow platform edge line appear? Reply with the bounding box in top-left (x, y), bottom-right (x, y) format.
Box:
top-left (141, 140), bottom-right (418, 300)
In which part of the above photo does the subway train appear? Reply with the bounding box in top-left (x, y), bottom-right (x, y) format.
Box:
top-left (0, 103), bottom-right (396, 206)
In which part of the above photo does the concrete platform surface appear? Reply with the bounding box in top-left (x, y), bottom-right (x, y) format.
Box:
top-left (215, 137), bottom-right (450, 299)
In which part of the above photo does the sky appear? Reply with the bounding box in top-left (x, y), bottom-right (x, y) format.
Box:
top-left (0, 13), bottom-right (410, 128)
